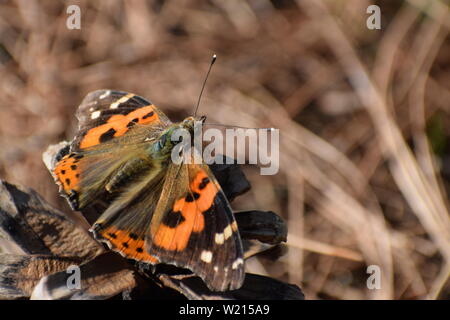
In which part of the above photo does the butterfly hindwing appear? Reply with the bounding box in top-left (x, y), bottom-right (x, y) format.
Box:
top-left (92, 169), bottom-right (165, 264)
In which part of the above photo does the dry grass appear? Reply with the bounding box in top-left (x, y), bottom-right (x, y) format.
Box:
top-left (0, 0), bottom-right (449, 299)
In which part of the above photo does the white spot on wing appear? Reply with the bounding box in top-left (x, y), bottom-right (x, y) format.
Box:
top-left (99, 90), bottom-right (111, 99)
top-left (91, 111), bottom-right (101, 119)
top-left (110, 93), bottom-right (134, 109)
top-left (232, 258), bottom-right (244, 270)
top-left (215, 233), bottom-right (224, 245)
top-left (200, 250), bottom-right (213, 263)
top-left (224, 225), bottom-right (233, 240)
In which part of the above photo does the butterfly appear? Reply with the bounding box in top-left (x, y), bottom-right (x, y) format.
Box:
top-left (50, 89), bottom-right (245, 291)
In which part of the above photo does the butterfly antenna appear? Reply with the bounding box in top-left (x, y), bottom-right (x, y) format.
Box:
top-left (205, 123), bottom-right (275, 131)
top-left (193, 54), bottom-right (217, 117)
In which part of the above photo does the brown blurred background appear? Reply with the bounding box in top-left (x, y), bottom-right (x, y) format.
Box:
top-left (0, 0), bottom-right (449, 299)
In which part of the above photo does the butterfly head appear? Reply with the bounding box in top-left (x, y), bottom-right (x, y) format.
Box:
top-left (152, 115), bottom-right (206, 158)
top-left (181, 115), bottom-right (206, 131)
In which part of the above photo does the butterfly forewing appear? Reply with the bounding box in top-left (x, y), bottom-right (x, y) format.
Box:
top-left (147, 162), bottom-right (245, 291)
top-left (73, 90), bottom-right (171, 151)
top-left (52, 90), bottom-right (170, 210)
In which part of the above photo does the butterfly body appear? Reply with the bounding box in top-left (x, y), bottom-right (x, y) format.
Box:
top-left (103, 117), bottom-right (199, 193)
top-left (51, 90), bottom-right (244, 291)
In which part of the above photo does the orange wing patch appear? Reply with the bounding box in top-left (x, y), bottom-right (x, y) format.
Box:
top-left (153, 170), bottom-right (217, 251)
top-left (101, 226), bottom-right (159, 264)
top-left (53, 153), bottom-right (84, 193)
top-left (190, 170), bottom-right (218, 211)
top-left (79, 105), bottom-right (159, 149)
